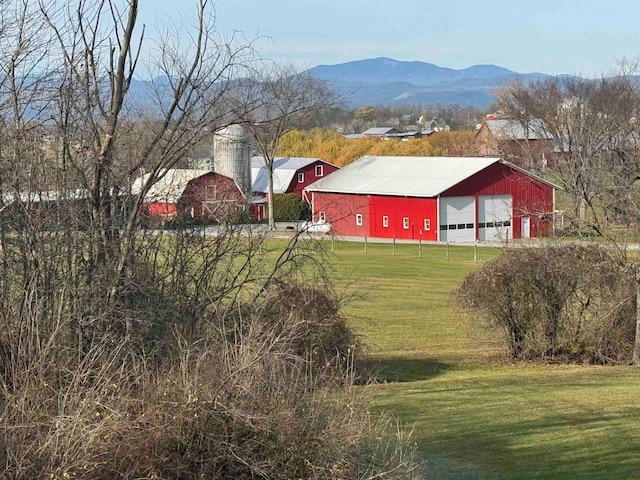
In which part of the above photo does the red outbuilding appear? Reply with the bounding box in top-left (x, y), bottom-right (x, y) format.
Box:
top-left (133, 169), bottom-right (245, 226)
top-left (304, 156), bottom-right (558, 242)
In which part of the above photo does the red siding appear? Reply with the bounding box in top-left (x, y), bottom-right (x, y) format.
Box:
top-left (312, 192), bottom-right (369, 237)
top-left (369, 196), bottom-right (438, 240)
top-left (312, 192), bottom-right (438, 240)
top-left (181, 172), bottom-right (245, 222)
top-left (288, 161), bottom-right (340, 199)
top-left (442, 162), bottom-right (554, 238)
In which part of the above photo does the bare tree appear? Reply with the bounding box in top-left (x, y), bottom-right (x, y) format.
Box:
top-left (235, 62), bottom-right (339, 230)
top-left (495, 62), bottom-right (640, 364)
top-left (35, 0), bottom-right (262, 291)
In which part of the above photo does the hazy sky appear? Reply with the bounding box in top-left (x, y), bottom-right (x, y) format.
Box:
top-left (139, 0), bottom-right (639, 76)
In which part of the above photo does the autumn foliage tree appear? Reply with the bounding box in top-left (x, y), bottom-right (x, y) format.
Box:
top-left (277, 128), bottom-right (479, 166)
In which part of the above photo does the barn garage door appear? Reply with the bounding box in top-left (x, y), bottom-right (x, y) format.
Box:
top-left (478, 194), bottom-right (512, 241)
top-left (440, 196), bottom-right (475, 242)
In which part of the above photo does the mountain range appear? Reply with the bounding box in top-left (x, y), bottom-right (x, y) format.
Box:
top-left (307, 57), bottom-right (553, 109)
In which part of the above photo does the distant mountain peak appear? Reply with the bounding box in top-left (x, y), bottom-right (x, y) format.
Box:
top-left (307, 57), bottom-right (551, 108)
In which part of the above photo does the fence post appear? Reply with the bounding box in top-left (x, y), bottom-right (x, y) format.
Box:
top-left (419, 236), bottom-right (422, 258)
top-left (446, 241), bottom-right (450, 260)
top-left (331, 235), bottom-right (334, 253)
top-left (393, 234), bottom-right (396, 256)
top-left (364, 236), bottom-right (367, 253)
top-left (474, 241), bottom-right (478, 263)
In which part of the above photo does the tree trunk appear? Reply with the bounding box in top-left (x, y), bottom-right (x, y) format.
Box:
top-left (634, 279), bottom-right (640, 365)
top-left (267, 164), bottom-right (276, 230)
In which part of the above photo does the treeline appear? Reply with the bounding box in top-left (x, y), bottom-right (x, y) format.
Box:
top-left (277, 128), bottom-right (478, 167)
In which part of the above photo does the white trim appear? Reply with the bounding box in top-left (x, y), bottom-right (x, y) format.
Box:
top-left (382, 215), bottom-right (389, 228)
top-left (403, 217), bottom-right (409, 229)
top-left (436, 196), bottom-right (440, 241)
top-left (356, 213), bottom-right (363, 226)
top-left (297, 172), bottom-right (304, 183)
top-left (315, 165), bottom-right (324, 177)
top-left (424, 218), bottom-right (431, 231)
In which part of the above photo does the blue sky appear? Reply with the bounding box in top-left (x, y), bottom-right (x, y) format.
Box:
top-left (139, 0), bottom-right (639, 76)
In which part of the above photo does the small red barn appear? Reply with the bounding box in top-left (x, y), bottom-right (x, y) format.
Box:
top-left (133, 169), bottom-right (245, 226)
top-left (304, 156), bottom-right (557, 242)
top-left (250, 156), bottom-right (339, 221)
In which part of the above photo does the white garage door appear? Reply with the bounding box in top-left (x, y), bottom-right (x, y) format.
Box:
top-left (440, 196), bottom-right (475, 243)
top-left (478, 194), bottom-right (512, 241)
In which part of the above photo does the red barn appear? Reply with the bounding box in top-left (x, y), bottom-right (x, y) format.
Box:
top-left (133, 169), bottom-right (245, 226)
top-left (304, 156), bottom-right (557, 242)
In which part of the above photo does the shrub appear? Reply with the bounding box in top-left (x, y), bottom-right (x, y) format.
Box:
top-left (272, 193), bottom-right (309, 222)
top-left (456, 244), bottom-right (635, 363)
top-left (0, 229), bottom-right (422, 478)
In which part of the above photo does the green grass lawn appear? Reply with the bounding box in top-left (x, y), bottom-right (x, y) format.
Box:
top-left (325, 240), bottom-right (640, 479)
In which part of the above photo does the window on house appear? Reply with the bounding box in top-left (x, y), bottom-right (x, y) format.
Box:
top-left (356, 213), bottom-right (363, 226)
top-left (424, 219), bottom-right (431, 231)
top-left (297, 172), bottom-right (304, 183)
top-left (382, 215), bottom-right (389, 228)
top-left (403, 217), bottom-right (409, 229)
top-left (319, 211), bottom-right (326, 222)
top-left (315, 165), bottom-right (324, 177)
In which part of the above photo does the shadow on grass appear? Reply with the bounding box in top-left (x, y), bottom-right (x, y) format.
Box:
top-left (373, 376), bottom-right (640, 479)
top-left (361, 356), bottom-right (453, 383)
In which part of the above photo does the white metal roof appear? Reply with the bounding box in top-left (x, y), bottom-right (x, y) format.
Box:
top-left (304, 156), bottom-right (503, 197)
top-left (251, 156), bottom-right (323, 194)
top-left (132, 169), bottom-right (211, 203)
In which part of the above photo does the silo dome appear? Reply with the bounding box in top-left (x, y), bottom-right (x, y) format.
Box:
top-left (213, 124), bottom-right (251, 195)
top-left (215, 124), bottom-right (249, 142)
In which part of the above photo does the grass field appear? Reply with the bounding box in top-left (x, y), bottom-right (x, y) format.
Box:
top-left (325, 240), bottom-right (640, 480)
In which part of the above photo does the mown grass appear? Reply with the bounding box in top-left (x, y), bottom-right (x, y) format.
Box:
top-left (326, 239), bottom-right (640, 480)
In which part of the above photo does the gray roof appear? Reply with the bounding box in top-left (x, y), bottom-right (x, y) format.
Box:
top-left (305, 155), bottom-right (503, 197)
top-left (251, 156), bottom-right (323, 194)
top-left (362, 127), bottom-right (399, 135)
top-left (484, 119), bottom-right (553, 140)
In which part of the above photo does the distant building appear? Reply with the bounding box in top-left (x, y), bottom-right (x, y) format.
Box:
top-left (361, 127), bottom-right (401, 138)
top-left (475, 118), bottom-right (556, 169)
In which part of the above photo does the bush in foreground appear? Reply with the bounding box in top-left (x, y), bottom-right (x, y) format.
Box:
top-left (0, 232), bottom-right (422, 479)
top-left (456, 244), bottom-right (635, 363)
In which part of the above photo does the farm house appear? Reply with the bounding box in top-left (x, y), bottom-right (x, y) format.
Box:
top-left (304, 156), bottom-right (557, 242)
top-left (132, 169), bottom-right (245, 227)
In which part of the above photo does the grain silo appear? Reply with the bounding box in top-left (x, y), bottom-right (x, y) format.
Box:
top-left (213, 124), bottom-right (251, 195)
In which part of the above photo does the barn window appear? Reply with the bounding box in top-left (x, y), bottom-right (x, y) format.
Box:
top-left (297, 172), bottom-right (304, 183)
top-left (319, 211), bottom-right (326, 222)
top-left (356, 214), bottom-right (363, 226)
top-left (315, 165), bottom-right (324, 177)
top-left (382, 216), bottom-right (389, 228)
top-left (424, 219), bottom-right (431, 231)
top-left (466, 223), bottom-right (474, 229)
top-left (403, 217), bottom-right (409, 229)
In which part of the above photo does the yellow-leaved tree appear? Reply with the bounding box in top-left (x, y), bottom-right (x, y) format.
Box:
top-left (277, 128), bottom-right (479, 166)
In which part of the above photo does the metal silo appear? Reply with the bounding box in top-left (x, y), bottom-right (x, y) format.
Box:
top-left (213, 124), bottom-right (251, 195)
